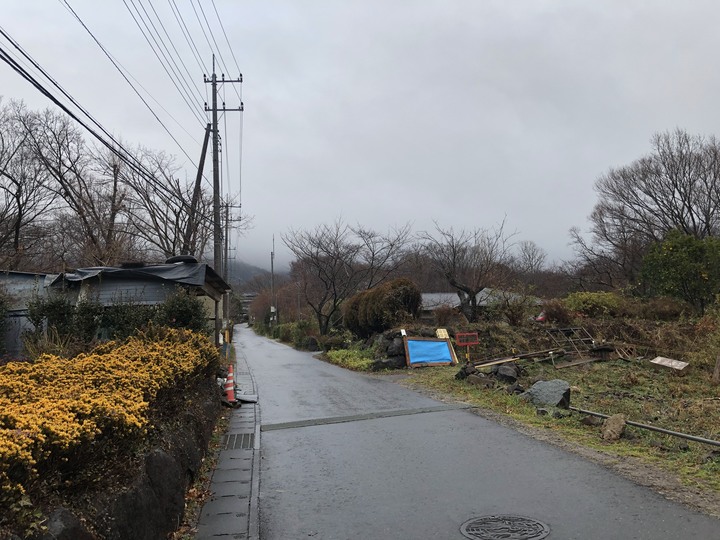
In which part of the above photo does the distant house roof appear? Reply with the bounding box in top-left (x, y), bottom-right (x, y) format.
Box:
top-left (421, 288), bottom-right (542, 310)
top-left (50, 262), bottom-right (230, 302)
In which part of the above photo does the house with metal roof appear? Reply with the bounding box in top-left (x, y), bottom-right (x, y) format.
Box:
top-left (0, 260), bottom-right (230, 356)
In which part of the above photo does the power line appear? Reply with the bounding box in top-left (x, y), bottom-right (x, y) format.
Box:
top-left (211, 0), bottom-right (242, 78)
top-left (0, 30), bottom-right (214, 228)
top-left (194, 0), bottom-right (243, 105)
top-left (189, 0), bottom-right (216, 61)
top-left (122, 0), bottom-right (206, 125)
top-left (0, 41), bottom-right (150, 184)
top-left (59, 0), bottom-right (201, 162)
top-left (196, 0), bottom-right (231, 76)
top-left (145, 0), bottom-right (204, 98)
top-left (167, 0), bottom-right (207, 75)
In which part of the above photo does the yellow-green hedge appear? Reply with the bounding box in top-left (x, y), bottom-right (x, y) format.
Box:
top-left (0, 327), bottom-right (219, 513)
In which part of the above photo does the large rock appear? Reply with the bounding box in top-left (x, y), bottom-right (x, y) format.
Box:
top-left (521, 379), bottom-right (571, 409)
top-left (467, 373), bottom-right (495, 389)
top-left (602, 414), bottom-right (627, 440)
top-left (371, 355), bottom-right (406, 371)
top-left (386, 337), bottom-right (405, 357)
top-left (493, 363), bottom-right (519, 383)
top-left (31, 508), bottom-right (94, 540)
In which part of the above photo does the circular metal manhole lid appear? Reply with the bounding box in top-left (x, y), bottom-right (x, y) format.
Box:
top-left (460, 514), bottom-right (551, 540)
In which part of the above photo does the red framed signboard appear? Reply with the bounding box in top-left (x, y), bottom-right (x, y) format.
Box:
top-left (456, 332), bottom-right (479, 346)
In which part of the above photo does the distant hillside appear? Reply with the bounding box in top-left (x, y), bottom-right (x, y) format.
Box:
top-left (226, 259), bottom-right (271, 285)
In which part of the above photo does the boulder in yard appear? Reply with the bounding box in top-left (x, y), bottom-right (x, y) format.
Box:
top-left (505, 381), bottom-right (525, 395)
top-left (521, 379), bottom-right (571, 409)
top-left (493, 363), bottom-right (519, 383)
top-left (467, 373), bottom-right (495, 389)
top-left (371, 355), bottom-right (406, 371)
top-left (580, 415), bottom-right (603, 427)
top-left (602, 414), bottom-right (626, 441)
top-left (386, 337), bottom-right (405, 357)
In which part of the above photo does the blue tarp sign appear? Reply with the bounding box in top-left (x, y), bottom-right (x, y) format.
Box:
top-left (404, 338), bottom-right (455, 367)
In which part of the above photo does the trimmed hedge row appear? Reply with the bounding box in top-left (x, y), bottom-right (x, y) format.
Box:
top-left (0, 327), bottom-right (219, 535)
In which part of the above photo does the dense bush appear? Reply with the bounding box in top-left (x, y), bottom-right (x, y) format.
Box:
top-left (541, 299), bottom-right (573, 326)
top-left (318, 329), bottom-right (353, 352)
top-left (344, 278), bottom-right (421, 337)
top-left (326, 346), bottom-right (374, 371)
top-left (292, 319), bottom-right (317, 349)
top-left (24, 286), bottom-right (210, 356)
top-left (154, 287), bottom-right (209, 334)
top-left (637, 296), bottom-right (691, 321)
top-left (276, 322), bottom-right (295, 343)
top-left (564, 291), bottom-right (622, 318)
top-left (433, 305), bottom-right (465, 327)
top-left (101, 299), bottom-right (158, 340)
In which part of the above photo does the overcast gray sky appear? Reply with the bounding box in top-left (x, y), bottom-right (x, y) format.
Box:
top-left (3, 1), bottom-right (719, 271)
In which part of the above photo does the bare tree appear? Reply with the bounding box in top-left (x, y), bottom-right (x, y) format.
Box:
top-left (283, 220), bottom-right (410, 335)
top-left (514, 240), bottom-right (547, 275)
top-left (572, 129), bottom-right (720, 288)
top-left (0, 101), bottom-right (56, 269)
top-left (19, 108), bottom-right (136, 267)
top-left (418, 221), bottom-right (515, 321)
top-left (122, 148), bottom-right (211, 260)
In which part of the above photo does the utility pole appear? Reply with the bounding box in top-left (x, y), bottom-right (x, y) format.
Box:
top-left (181, 123), bottom-right (211, 256)
top-left (270, 236), bottom-right (276, 327)
top-left (204, 56), bottom-right (242, 344)
top-left (223, 201), bottom-right (230, 320)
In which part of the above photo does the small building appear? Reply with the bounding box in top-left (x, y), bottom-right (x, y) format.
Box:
top-left (0, 271), bottom-right (56, 357)
top-left (50, 260), bottom-right (229, 307)
top-left (0, 260), bottom-right (230, 356)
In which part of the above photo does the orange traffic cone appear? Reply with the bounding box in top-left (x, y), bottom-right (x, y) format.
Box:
top-left (224, 364), bottom-right (236, 403)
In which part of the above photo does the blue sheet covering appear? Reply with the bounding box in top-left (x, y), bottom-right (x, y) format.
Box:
top-left (406, 339), bottom-right (454, 365)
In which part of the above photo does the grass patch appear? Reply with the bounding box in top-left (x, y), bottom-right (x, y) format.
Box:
top-left (325, 347), bottom-right (375, 371)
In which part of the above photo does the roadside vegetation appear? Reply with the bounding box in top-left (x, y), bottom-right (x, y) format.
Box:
top-left (0, 290), bottom-right (220, 538)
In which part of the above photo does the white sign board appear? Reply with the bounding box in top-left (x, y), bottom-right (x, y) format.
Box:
top-left (650, 356), bottom-right (689, 373)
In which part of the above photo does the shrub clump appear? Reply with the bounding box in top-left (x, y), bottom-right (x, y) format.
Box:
top-left (541, 299), bottom-right (574, 326)
top-left (344, 278), bottom-right (421, 337)
top-left (563, 291), bottom-right (623, 318)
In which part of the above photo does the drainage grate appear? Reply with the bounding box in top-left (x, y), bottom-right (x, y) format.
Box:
top-left (460, 515), bottom-right (550, 540)
top-left (222, 433), bottom-right (255, 450)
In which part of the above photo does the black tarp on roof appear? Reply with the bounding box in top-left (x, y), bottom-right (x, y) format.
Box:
top-left (50, 262), bottom-right (230, 299)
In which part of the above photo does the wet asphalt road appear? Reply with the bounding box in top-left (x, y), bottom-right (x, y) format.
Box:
top-left (237, 328), bottom-right (720, 540)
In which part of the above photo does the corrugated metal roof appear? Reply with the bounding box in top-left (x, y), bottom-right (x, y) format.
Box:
top-left (50, 262), bottom-right (230, 300)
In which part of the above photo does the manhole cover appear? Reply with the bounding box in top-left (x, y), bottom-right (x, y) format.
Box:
top-left (460, 515), bottom-right (550, 540)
